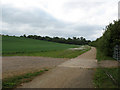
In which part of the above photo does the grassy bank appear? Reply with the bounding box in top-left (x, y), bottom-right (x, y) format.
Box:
top-left (2, 69), bottom-right (48, 88)
top-left (94, 48), bottom-right (119, 88)
top-left (90, 20), bottom-right (119, 88)
top-left (94, 68), bottom-right (119, 88)
top-left (96, 48), bottom-right (115, 61)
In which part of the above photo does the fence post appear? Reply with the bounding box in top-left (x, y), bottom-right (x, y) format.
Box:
top-left (113, 45), bottom-right (120, 61)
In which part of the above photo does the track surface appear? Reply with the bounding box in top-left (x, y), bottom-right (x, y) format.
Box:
top-left (18, 47), bottom-right (97, 88)
top-left (2, 56), bottom-right (68, 78)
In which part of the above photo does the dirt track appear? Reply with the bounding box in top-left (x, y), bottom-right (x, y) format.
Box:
top-left (2, 56), bottom-right (68, 78)
top-left (3, 47), bottom-right (118, 88)
top-left (18, 47), bottom-right (97, 88)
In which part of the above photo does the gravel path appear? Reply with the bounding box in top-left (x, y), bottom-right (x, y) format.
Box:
top-left (98, 60), bottom-right (119, 68)
top-left (18, 47), bottom-right (97, 88)
top-left (2, 56), bottom-right (68, 78)
top-left (58, 47), bottom-right (97, 68)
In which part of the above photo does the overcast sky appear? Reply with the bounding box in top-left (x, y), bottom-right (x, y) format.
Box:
top-left (1, 0), bottom-right (119, 40)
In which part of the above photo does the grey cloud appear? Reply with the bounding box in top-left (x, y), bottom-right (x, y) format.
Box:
top-left (2, 5), bottom-right (67, 28)
top-left (74, 25), bottom-right (103, 34)
top-left (2, 4), bottom-right (104, 40)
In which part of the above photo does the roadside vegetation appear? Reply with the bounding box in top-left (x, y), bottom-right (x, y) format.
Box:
top-left (90, 20), bottom-right (120, 61)
top-left (3, 69), bottom-right (48, 88)
top-left (2, 36), bottom-right (91, 58)
top-left (91, 20), bottom-right (120, 88)
top-left (96, 48), bottom-right (115, 61)
top-left (94, 68), bottom-right (119, 88)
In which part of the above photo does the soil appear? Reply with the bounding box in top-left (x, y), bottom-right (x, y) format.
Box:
top-left (2, 56), bottom-right (68, 78)
top-left (17, 47), bottom-right (97, 88)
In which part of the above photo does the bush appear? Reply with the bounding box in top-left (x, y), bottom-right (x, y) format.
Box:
top-left (90, 20), bottom-right (120, 57)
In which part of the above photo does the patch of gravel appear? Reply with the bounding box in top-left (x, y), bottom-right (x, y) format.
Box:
top-left (98, 60), bottom-right (119, 68)
top-left (2, 56), bottom-right (68, 78)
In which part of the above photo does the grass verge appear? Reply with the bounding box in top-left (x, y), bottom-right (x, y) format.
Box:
top-left (93, 68), bottom-right (119, 88)
top-left (3, 46), bottom-right (91, 59)
top-left (2, 69), bottom-right (48, 88)
top-left (96, 48), bottom-right (115, 61)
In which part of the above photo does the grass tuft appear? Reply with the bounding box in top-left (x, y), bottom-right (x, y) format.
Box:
top-left (2, 69), bottom-right (48, 88)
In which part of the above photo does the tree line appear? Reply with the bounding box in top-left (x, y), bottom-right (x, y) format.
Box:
top-left (90, 20), bottom-right (120, 57)
top-left (20, 35), bottom-right (91, 45)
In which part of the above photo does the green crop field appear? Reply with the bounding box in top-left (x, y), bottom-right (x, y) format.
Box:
top-left (2, 36), bottom-right (79, 54)
top-left (2, 36), bottom-right (90, 58)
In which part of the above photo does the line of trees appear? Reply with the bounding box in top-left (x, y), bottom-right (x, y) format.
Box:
top-left (90, 20), bottom-right (120, 56)
top-left (20, 35), bottom-right (91, 45)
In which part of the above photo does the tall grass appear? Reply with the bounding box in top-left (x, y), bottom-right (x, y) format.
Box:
top-left (96, 48), bottom-right (115, 61)
top-left (94, 68), bottom-right (119, 88)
